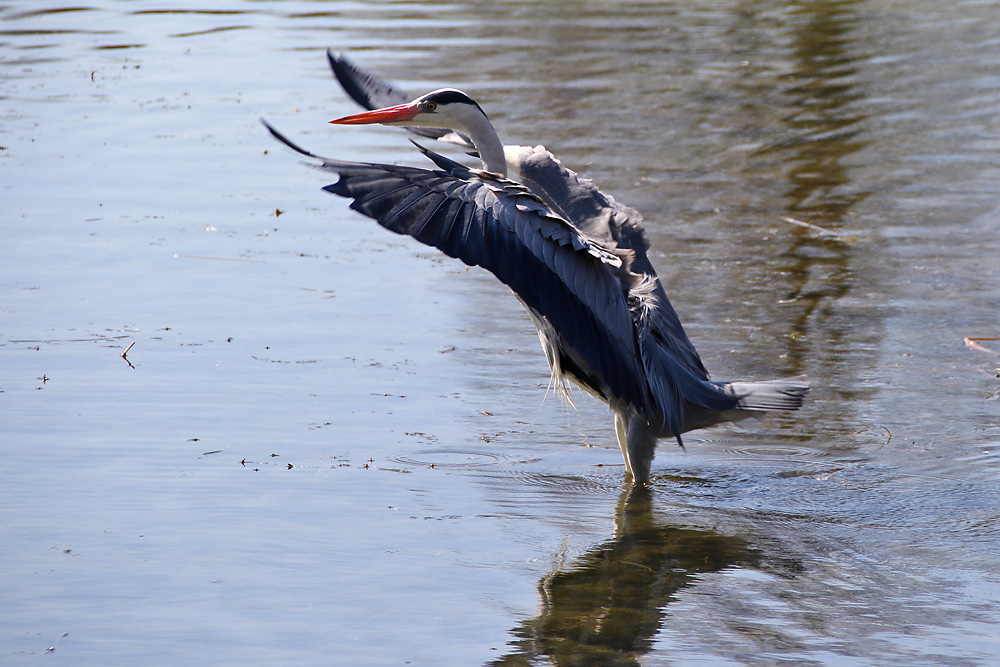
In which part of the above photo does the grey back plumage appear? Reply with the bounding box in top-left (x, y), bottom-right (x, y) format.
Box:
top-left (506, 145), bottom-right (744, 436)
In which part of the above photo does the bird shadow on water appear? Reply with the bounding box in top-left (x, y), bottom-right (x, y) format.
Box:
top-left (489, 485), bottom-right (786, 666)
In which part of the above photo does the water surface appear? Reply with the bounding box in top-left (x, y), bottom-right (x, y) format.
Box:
top-left (2, 1), bottom-right (999, 665)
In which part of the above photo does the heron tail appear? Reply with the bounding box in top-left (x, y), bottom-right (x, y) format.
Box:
top-left (724, 376), bottom-right (810, 411)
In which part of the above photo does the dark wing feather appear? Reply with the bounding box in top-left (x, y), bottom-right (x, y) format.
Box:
top-left (631, 279), bottom-right (741, 437)
top-left (326, 49), bottom-right (408, 111)
top-left (263, 119), bottom-right (650, 414)
top-left (508, 145), bottom-right (729, 435)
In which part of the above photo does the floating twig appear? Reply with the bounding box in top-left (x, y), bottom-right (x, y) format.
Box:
top-left (779, 216), bottom-right (845, 237)
top-left (46, 632), bottom-right (69, 654)
top-left (964, 336), bottom-right (1000, 357)
top-left (121, 341), bottom-right (135, 369)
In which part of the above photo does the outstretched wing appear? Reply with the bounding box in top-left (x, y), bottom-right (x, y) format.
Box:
top-left (263, 119), bottom-right (652, 415)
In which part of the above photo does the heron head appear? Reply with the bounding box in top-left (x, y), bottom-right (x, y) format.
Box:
top-left (330, 88), bottom-right (487, 130)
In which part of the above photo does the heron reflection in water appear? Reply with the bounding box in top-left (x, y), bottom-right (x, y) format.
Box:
top-left (263, 52), bottom-right (809, 483)
top-left (491, 485), bottom-right (766, 665)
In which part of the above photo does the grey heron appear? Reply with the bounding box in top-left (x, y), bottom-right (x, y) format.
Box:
top-left (261, 53), bottom-right (809, 483)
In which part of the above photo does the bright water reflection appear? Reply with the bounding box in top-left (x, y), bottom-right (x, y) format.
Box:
top-left (2, 0), bottom-right (999, 665)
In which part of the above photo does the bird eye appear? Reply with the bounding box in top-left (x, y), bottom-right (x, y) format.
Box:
top-left (426, 102), bottom-right (437, 112)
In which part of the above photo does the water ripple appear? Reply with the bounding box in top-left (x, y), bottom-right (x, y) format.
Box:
top-left (388, 448), bottom-right (515, 469)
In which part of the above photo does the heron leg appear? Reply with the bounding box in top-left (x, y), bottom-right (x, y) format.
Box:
top-left (614, 410), bottom-right (657, 484)
top-left (614, 411), bottom-right (633, 478)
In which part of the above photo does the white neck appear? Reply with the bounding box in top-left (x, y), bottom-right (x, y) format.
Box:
top-left (458, 107), bottom-right (507, 177)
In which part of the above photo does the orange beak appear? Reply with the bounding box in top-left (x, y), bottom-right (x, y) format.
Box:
top-left (330, 102), bottom-right (422, 125)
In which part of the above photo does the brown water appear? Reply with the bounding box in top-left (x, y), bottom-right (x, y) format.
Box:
top-left (2, 1), bottom-right (999, 665)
